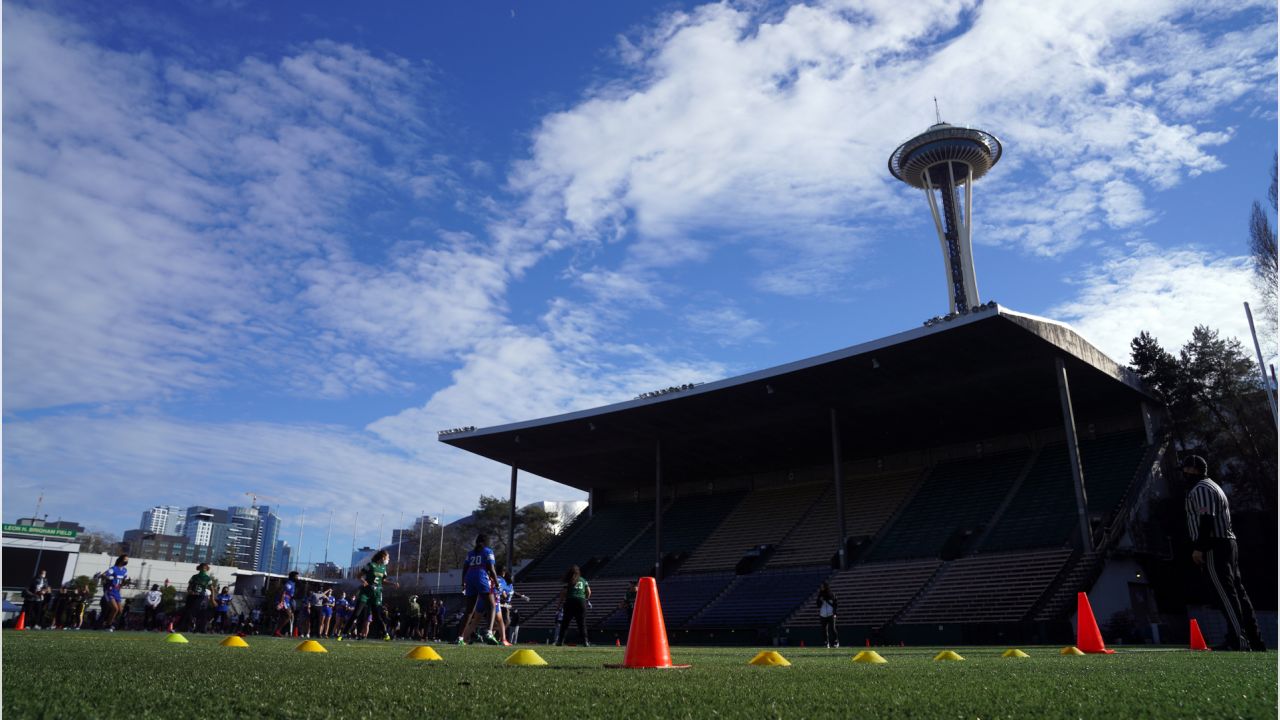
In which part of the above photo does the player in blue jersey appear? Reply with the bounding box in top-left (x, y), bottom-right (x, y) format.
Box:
top-left (335, 591), bottom-right (352, 633)
top-left (496, 568), bottom-right (529, 645)
top-left (97, 555), bottom-right (129, 631)
top-left (214, 586), bottom-right (233, 632)
top-left (273, 571), bottom-right (299, 637)
top-left (456, 534), bottom-right (500, 645)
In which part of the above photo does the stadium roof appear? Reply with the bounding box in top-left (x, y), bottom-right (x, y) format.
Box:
top-left (439, 306), bottom-right (1153, 492)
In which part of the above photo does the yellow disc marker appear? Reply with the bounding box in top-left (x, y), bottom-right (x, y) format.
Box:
top-left (933, 650), bottom-right (965, 661)
top-left (406, 645), bottom-right (444, 661)
top-left (1060, 646), bottom-right (1085, 656)
top-left (164, 633), bottom-right (189, 644)
top-left (1002, 648), bottom-right (1029, 658)
top-left (220, 636), bottom-right (249, 648)
top-left (295, 640), bottom-right (328, 653)
top-left (504, 649), bottom-right (548, 666)
top-left (748, 650), bottom-right (791, 667)
top-left (851, 650), bottom-right (888, 664)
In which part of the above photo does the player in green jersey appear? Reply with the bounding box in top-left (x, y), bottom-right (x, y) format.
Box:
top-left (339, 550), bottom-right (398, 641)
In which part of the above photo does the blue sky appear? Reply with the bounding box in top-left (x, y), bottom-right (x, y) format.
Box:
top-left (4, 0), bottom-right (1276, 568)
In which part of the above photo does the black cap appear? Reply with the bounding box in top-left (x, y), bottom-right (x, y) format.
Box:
top-left (1181, 455), bottom-right (1208, 476)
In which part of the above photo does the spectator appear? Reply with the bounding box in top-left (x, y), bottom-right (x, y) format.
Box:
top-left (319, 588), bottom-right (335, 638)
top-left (816, 582), bottom-right (839, 648)
top-left (407, 595), bottom-right (422, 640)
top-left (24, 570), bottom-right (51, 629)
top-left (144, 584), bottom-right (163, 631)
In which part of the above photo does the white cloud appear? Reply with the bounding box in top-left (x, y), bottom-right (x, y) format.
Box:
top-left (684, 305), bottom-right (767, 346)
top-left (2, 6), bottom-right (476, 410)
top-left (1049, 244), bottom-right (1266, 363)
top-left (512, 0), bottom-right (1273, 273)
top-left (2, 414), bottom-right (441, 535)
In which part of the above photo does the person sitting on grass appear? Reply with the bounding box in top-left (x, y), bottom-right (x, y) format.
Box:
top-left (273, 571), bottom-right (299, 637)
top-left (339, 550), bottom-right (399, 641)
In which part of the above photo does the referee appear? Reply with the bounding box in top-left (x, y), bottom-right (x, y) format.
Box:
top-left (1182, 455), bottom-right (1265, 651)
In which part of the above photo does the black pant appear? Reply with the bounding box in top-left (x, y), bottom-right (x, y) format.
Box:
top-left (558, 598), bottom-right (587, 645)
top-left (1204, 539), bottom-right (1264, 651)
top-left (22, 598), bottom-right (44, 626)
top-left (144, 605), bottom-right (159, 630)
top-left (344, 599), bottom-right (390, 638)
top-left (820, 616), bottom-right (837, 646)
top-left (182, 596), bottom-right (207, 632)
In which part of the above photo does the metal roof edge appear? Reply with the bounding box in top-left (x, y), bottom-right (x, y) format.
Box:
top-left (439, 305), bottom-right (1008, 443)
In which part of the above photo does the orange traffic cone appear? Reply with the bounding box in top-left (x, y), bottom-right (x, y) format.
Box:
top-left (14, 612), bottom-right (26, 631)
top-left (1076, 592), bottom-right (1114, 654)
top-left (1189, 619), bottom-right (1210, 651)
top-left (606, 577), bottom-right (689, 669)
top-left (615, 638), bottom-right (621, 647)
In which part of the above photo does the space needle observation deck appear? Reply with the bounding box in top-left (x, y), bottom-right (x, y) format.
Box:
top-left (888, 120), bottom-right (1002, 315)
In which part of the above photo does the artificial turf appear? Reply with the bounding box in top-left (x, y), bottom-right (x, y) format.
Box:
top-left (2, 631), bottom-right (1275, 719)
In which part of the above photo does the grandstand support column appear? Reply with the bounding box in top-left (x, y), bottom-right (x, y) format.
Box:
top-left (655, 439), bottom-right (664, 581)
top-left (1055, 358), bottom-right (1093, 552)
top-left (508, 466), bottom-right (518, 574)
top-left (830, 408), bottom-right (848, 570)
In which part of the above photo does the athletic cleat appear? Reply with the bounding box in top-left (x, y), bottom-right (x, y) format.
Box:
top-left (483, 632), bottom-right (500, 645)
top-left (456, 637), bottom-right (466, 646)
top-left (384, 634), bottom-right (392, 641)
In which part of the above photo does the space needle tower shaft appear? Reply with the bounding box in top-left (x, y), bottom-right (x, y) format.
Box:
top-left (888, 115), bottom-right (1002, 314)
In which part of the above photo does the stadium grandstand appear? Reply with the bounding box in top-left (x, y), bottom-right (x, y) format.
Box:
top-left (440, 305), bottom-right (1171, 646)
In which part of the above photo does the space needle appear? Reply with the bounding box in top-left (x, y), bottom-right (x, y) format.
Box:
top-left (888, 111), bottom-right (1002, 315)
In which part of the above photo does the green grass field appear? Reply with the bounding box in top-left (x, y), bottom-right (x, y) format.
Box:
top-left (3, 631), bottom-right (1275, 719)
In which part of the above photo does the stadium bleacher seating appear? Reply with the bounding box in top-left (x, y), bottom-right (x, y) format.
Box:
top-left (769, 470), bottom-right (920, 568)
top-left (603, 572), bottom-right (736, 631)
top-left (1079, 430), bottom-right (1148, 520)
top-left (786, 559), bottom-right (942, 629)
top-left (519, 577), bottom-right (632, 633)
top-left (520, 503), bottom-right (652, 581)
top-left (679, 483), bottom-right (825, 574)
top-left (599, 492), bottom-right (745, 578)
top-left (981, 444), bottom-right (1075, 551)
top-left (688, 567), bottom-right (830, 629)
top-left (897, 548), bottom-right (1072, 624)
top-left (868, 450), bottom-right (1029, 561)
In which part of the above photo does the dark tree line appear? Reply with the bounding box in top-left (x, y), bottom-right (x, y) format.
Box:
top-left (1130, 327), bottom-right (1276, 513)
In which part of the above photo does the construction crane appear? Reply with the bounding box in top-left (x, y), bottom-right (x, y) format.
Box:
top-left (245, 491), bottom-right (282, 508)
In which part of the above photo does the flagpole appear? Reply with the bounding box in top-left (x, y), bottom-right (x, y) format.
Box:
top-left (416, 511), bottom-right (426, 580)
top-left (324, 510), bottom-right (334, 571)
top-left (296, 510), bottom-right (305, 574)
top-left (436, 512), bottom-right (444, 597)
top-left (350, 511), bottom-right (358, 578)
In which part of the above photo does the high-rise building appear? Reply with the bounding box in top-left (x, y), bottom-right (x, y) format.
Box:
top-left (255, 506), bottom-right (282, 573)
top-left (271, 539), bottom-right (292, 575)
top-left (227, 506), bottom-right (260, 570)
top-left (184, 506), bottom-right (230, 560)
top-left (140, 505), bottom-right (184, 535)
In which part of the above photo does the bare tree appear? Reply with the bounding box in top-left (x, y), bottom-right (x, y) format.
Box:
top-left (1248, 153), bottom-right (1277, 348)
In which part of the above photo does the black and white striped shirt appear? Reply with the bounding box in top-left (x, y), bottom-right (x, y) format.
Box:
top-left (1185, 478), bottom-right (1235, 544)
